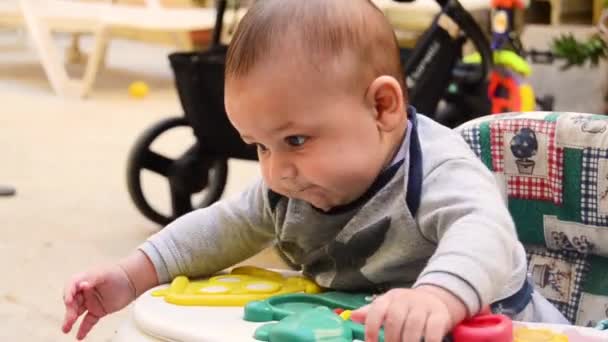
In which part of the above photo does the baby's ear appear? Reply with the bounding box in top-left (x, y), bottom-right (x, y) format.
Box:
top-left (366, 76), bottom-right (406, 132)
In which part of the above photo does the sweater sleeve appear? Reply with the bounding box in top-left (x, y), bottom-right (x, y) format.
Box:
top-left (413, 157), bottom-right (518, 316)
top-left (138, 178), bottom-right (276, 283)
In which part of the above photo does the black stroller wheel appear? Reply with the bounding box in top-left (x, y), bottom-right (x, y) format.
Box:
top-left (127, 116), bottom-right (228, 226)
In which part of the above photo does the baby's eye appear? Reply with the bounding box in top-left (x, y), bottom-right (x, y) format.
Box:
top-left (285, 136), bottom-right (307, 147)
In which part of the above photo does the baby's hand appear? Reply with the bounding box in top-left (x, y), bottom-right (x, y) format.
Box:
top-left (351, 286), bottom-right (466, 342)
top-left (62, 264), bottom-right (136, 340)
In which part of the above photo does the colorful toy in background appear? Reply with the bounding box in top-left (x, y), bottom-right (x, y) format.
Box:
top-left (490, 0), bottom-right (527, 50)
top-left (151, 266), bottom-right (322, 306)
top-left (488, 0), bottom-right (535, 114)
top-left (464, 0), bottom-right (553, 114)
top-left (128, 81), bottom-right (150, 99)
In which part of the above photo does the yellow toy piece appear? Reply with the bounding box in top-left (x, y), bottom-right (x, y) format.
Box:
top-left (519, 84), bottom-right (536, 111)
top-left (463, 50), bottom-right (532, 77)
top-left (151, 266), bottom-right (323, 306)
top-left (128, 81), bottom-right (149, 99)
top-left (339, 310), bottom-right (352, 320)
top-left (514, 326), bottom-right (569, 342)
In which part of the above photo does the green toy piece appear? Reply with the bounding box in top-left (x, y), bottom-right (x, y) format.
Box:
top-left (595, 319), bottom-right (608, 331)
top-left (463, 50), bottom-right (531, 76)
top-left (244, 292), bottom-right (384, 342)
top-left (254, 307), bottom-right (364, 342)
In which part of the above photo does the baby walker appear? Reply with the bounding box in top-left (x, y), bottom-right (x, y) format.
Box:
top-left (113, 266), bottom-right (608, 341)
top-left (126, 0), bottom-right (496, 226)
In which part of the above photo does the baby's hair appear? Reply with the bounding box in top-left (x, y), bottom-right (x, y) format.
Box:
top-left (225, 0), bottom-right (406, 98)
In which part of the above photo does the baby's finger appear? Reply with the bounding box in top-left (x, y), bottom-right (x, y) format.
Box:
top-left (77, 302), bottom-right (86, 317)
top-left (350, 304), bottom-right (369, 323)
top-left (423, 312), bottom-right (450, 342)
top-left (62, 306), bottom-right (77, 333)
top-left (76, 292), bottom-right (84, 307)
top-left (76, 312), bottom-right (100, 340)
top-left (384, 301), bottom-right (409, 342)
top-left (63, 277), bottom-right (82, 305)
top-left (364, 295), bottom-right (391, 342)
top-left (402, 308), bottom-right (428, 342)
top-left (62, 292), bottom-right (83, 333)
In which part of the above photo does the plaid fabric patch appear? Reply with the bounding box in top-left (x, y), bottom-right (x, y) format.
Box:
top-left (490, 119), bottom-right (564, 204)
top-left (526, 246), bottom-right (590, 323)
top-left (581, 148), bottom-right (608, 226)
top-left (460, 127), bottom-right (482, 158)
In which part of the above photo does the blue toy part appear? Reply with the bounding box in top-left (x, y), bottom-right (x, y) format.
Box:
top-left (595, 319), bottom-right (608, 330)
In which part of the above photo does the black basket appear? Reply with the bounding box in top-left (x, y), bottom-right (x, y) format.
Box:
top-left (169, 46), bottom-right (257, 160)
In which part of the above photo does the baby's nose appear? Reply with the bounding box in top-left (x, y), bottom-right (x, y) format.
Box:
top-left (270, 156), bottom-right (297, 182)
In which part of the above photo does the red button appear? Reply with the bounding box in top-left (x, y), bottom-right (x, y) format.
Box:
top-left (452, 314), bottom-right (513, 342)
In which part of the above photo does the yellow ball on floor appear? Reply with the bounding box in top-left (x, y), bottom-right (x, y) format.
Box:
top-left (129, 81), bottom-right (149, 99)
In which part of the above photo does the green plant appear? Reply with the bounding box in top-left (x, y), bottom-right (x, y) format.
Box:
top-left (551, 33), bottom-right (608, 70)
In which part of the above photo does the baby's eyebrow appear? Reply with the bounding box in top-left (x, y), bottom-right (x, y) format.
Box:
top-left (269, 121), bottom-right (295, 134)
top-left (240, 121), bottom-right (296, 142)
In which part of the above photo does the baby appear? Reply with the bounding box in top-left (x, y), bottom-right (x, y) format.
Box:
top-left (62, 1), bottom-right (566, 341)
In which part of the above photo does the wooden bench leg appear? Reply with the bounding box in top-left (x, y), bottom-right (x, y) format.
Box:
top-left (80, 25), bottom-right (110, 98)
top-left (19, 0), bottom-right (112, 98)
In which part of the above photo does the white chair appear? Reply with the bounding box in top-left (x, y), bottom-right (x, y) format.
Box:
top-left (7, 0), bottom-right (224, 97)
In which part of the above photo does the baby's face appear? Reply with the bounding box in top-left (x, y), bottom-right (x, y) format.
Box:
top-left (225, 59), bottom-right (391, 211)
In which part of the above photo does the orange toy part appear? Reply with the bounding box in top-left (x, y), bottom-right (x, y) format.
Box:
top-left (492, 0), bottom-right (525, 9)
top-left (488, 71), bottom-right (521, 114)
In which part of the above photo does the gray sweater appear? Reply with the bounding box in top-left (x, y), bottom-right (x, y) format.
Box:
top-left (140, 113), bottom-right (528, 316)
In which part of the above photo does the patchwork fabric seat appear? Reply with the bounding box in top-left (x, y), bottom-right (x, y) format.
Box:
top-left (456, 111), bottom-right (608, 327)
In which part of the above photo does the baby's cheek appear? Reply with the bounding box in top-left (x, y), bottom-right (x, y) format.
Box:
top-left (259, 163), bottom-right (277, 189)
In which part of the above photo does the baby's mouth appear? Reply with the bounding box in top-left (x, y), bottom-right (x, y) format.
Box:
top-left (286, 185), bottom-right (314, 199)
top-left (296, 185), bottom-right (312, 193)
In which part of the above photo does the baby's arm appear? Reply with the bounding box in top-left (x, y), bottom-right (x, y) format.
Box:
top-left (414, 156), bottom-right (518, 317)
top-left (353, 155), bottom-right (510, 342)
top-left (62, 179), bottom-right (274, 339)
top-left (118, 249), bottom-right (159, 297)
top-left (138, 178), bottom-right (276, 283)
